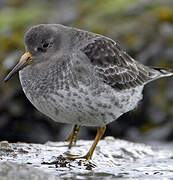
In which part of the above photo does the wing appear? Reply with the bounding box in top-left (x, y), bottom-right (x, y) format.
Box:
top-left (80, 37), bottom-right (155, 90)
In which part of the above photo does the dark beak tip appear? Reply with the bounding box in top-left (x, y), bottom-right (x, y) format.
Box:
top-left (3, 67), bottom-right (18, 83)
top-left (4, 77), bottom-right (9, 83)
top-left (4, 74), bottom-right (11, 83)
top-left (3, 53), bottom-right (32, 83)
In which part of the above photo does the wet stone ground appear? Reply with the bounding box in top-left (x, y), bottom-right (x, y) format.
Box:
top-left (0, 137), bottom-right (173, 180)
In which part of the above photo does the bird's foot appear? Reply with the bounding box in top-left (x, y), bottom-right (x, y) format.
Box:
top-left (64, 151), bottom-right (92, 160)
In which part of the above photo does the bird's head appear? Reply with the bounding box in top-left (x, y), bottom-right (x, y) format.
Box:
top-left (4, 24), bottom-right (67, 82)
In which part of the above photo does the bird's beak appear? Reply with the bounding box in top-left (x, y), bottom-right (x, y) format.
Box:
top-left (4, 52), bottom-right (32, 82)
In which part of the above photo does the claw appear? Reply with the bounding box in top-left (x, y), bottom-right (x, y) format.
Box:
top-left (64, 152), bottom-right (90, 160)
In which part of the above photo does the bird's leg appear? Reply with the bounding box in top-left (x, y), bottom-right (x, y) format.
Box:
top-left (82, 126), bottom-right (106, 160)
top-left (65, 125), bottom-right (81, 149)
top-left (65, 126), bottom-right (106, 160)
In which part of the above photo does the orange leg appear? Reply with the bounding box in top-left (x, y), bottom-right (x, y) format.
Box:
top-left (65, 126), bottom-right (106, 160)
top-left (65, 125), bottom-right (81, 149)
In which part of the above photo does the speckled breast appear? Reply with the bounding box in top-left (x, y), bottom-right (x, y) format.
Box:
top-left (19, 66), bottom-right (144, 126)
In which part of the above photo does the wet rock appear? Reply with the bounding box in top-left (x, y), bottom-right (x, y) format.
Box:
top-left (0, 162), bottom-right (61, 180)
top-left (0, 137), bottom-right (173, 179)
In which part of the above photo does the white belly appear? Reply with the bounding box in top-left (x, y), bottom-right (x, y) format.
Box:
top-left (21, 80), bottom-right (144, 126)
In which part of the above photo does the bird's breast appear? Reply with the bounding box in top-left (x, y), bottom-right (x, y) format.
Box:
top-left (19, 66), bottom-right (144, 126)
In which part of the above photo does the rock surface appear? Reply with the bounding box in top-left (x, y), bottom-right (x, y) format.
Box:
top-left (0, 137), bottom-right (173, 180)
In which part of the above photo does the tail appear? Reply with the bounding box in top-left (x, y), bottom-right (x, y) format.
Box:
top-left (152, 67), bottom-right (173, 78)
top-left (147, 67), bottom-right (173, 84)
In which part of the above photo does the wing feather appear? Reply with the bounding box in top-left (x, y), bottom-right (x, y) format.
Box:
top-left (80, 37), bottom-right (156, 90)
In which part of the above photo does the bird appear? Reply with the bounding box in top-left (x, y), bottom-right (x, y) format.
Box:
top-left (4, 24), bottom-right (173, 160)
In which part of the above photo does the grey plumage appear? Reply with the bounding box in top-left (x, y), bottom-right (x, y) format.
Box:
top-left (4, 24), bottom-right (173, 159)
top-left (16, 24), bottom-right (172, 126)
top-left (81, 37), bottom-right (172, 90)
top-left (14, 24), bottom-right (172, 127)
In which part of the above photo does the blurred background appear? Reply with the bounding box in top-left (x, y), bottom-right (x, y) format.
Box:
top-left (0, 0), bottom-right (173, 144)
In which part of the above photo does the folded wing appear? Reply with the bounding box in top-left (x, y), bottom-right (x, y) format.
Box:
top-left (81, 37), bottom-right (157, 90)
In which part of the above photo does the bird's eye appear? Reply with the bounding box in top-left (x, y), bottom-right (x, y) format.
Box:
top-left (36, 41), bottom-right (53, 53)
top-left (37, 47), bottom-right (46, 52)
top-left (43, 42), bottom-right (50, 48)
